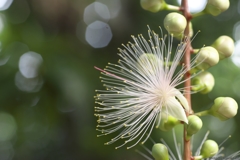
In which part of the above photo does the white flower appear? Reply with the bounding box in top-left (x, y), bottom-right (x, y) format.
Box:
top-left (94, 27), bottom-right (199, 149)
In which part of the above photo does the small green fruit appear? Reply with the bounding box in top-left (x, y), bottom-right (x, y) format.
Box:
top-left (195, 46), bottom-right (219, 70)
top-left (200, 140), bottom-right (219, 158)
top-left (140, 0), bottom-right (166, 12)
top-left (164, 12), bottom-right (187, 37)
top-left (157, 112), bottom-right (180, 131)
top-left (210, 97), bottom-right (238, 121)
top-left (192, 71), bottom-right (215, 94)
top-left (212, 35), bottom-right (234, 59)
top-left (174, 22), bottom-right (193, 40)
top-left (186, 115), bottom-right (202, 138)
top-left (204, 0), bottom-right (230, 16)
top-left (152, 143), bottom-right (169, 160)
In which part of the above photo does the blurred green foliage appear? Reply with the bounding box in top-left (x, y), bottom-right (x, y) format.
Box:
top-left (0, 0), bottom-right (239, 159)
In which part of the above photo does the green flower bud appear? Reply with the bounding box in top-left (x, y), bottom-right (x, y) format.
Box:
top-left (137, 53), bottom-right (161, 74)
top-left (195, 46), bottom-right (219, 70)
top-left (140, 0), bottom-right (166, 12)
top-left (186, 115), bottom-right (202, 140)
top-left (157, 112), bottom-right (180, 131)
top-left (164, 12), bottom-right (187, 37)
top-left (174, 22), bottom-right (194, 40)
top-left (200, 140), bottom-right (219, 158)
top-left (212, 36), bottom-right (234, 59)
top-left (204, 0), bottom-right (230, 16)
top-left (210, 97), bottom-right (238, 121)
top-left (192, 71), bottom-right (215, 94)
top-left (152, 143), bottom-right (169, 160)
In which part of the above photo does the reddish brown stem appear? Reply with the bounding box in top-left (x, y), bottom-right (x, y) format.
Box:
top-left (181, 0), bottom-right (192, 160)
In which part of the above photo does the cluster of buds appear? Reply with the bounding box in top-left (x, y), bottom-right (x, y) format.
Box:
top-left (141, 0), bottom-right (230, 16)
top-left (149, 139), bottom-right (220, 160)
top-left (138, 0), bottom-right (238, 159)
top-left (95, 1), bottom-right (237, 158)
top-left (191, 35), bottom-right (234, 94)
top-left (151, 97), bottom-right (238, 159)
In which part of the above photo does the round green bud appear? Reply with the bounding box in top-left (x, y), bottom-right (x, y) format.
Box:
top-left (164, 12), bottom-right (187, 37)
top-left (210, 97), bottom-right (238, 121)
top-left (192, 71), bottom-right (215, 94)
top-left (186, 115), bottom-right (202, 139)
top-left (212, 36), bottom-right (234, 59)
top-left (174, 22), bottom-right (194, 40)
top-left (137, 53), bottom-right (161, 74)
top-left (152, 143), bottom-right (169, 160)
top-left (204, 0), bottom-right (230, 16)
top-left (140, 0), bottom-right (166, 13)
top-left (200, 140), bottom-right (219, 158)
top-left (195, 46), bottom-right (219, 70)
top-left (157, 112), bottom-right (180, 131)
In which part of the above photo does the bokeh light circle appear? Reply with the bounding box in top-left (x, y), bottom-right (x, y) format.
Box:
top-left (85, 21), bottom-right (112, 48)
top-left (231, 40), bottom-right (240, 67)
top-left (84, 2), bottom-right (110, 25)
top-left (15, 71), bottom-right (43, 93)
top-left (0, 0), bottom-right (13, 11)
top-left (0, 112), bottom-right (17, 141)
top-left (19, 51), bottom-right (43, 79)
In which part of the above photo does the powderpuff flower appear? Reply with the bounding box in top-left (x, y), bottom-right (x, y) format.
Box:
top-left (94, 27), bottom-right (200, 149)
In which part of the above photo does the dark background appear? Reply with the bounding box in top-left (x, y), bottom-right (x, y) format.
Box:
top-left (0, 0), bottom-right (239, 159)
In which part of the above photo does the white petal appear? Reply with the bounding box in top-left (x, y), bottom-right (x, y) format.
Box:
top-left (174, 89), bottom-right (190, 112)
top-left (165, 97), bottom-right (188, 124)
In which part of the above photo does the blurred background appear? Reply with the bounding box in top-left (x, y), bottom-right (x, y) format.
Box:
top-left (0, 0), bottom-right (239, 159)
